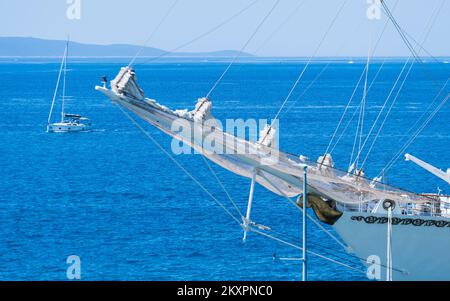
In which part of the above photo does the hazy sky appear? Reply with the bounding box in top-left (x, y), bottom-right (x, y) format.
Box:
top-left (0, 0), bottom-right (448, 57)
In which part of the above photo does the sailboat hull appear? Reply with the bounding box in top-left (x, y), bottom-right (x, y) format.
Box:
top-left (47, 122), bottom-right (89, 133)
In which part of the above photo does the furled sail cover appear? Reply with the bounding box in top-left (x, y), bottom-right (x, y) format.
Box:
top-left (96, 67), bottom-right (434, 207)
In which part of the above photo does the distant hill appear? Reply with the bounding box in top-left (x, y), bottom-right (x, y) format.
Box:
top-left (0, 37), bottom-right (255, 58)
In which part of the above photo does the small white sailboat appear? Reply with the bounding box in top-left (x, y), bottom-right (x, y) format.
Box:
top-left (47, 39), bottom-right (90, 133)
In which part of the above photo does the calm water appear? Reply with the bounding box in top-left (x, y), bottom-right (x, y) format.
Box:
top-left (0, 59), bottom-right (448, 280)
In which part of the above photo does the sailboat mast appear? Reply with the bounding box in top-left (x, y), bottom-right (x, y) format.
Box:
top-left (61, 38), bottom-right (69, 122)
top-left (47, 41), bottom-right (67, 126)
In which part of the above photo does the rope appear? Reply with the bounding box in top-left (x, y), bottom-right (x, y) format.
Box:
top-left (356, 0), bottom-right (444, 171)
top-left (261, 0), bottom-right (348, 145)
top-left (253, 0), bottom-right (306, 55)
top-left (249, 227), bottom-right (368, 275)
top-left (115, 103), bottom-right (243, 227)
top-left (323, 0), bottom-right (398, 160)
top-left (349, 83), bottom-right (365, 170)
top-left (379, 92), bottom-right (450, 177)
top-left (329, 101), bottom-right (360, 155)
top-left (324, 0), bottom-right (398, 158)
top-left (329, 60), bottom-right (390, 155)
top-left (381, 0), bottom-right (421, 63)
top-left (267, 226), bottom-right (403, 274)
top-left (205, 0), bottom-right (281, 99)
top-left (355, 45), bottom-right (371, 170)
top-left (128, 0), bottom-right (180, 67)
top-left (281, 14), bottom-right (373, 117)
top-left (135, 0), bottom-right (260, 66)
top-left (406, 78), bottom-right (450, 136)
top-left (200, 154), bottom-right (245, 219)
top-left (358, 59), bottom-right (414, 171)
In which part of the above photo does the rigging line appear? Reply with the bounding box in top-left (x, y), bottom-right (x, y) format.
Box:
top-left (261, 0), bottom-right (348, 145)
top-left (349, 87), bottom-right (364, 170)
top-left (205, 0), bottom-right (281, 99)
top-left (382, 93), bottom-right (449, 176)
top-left (326, 65), bottom-right (366, 160)
top-left (128, 0), bottom-right (180, 67)
top-left (355, 45), bottom-right (372, 170)
top-left (379, 79), bottom-right (450, 174)
top-left (329, 60), bottom-right (387, 155)
top-left (135, 0), bottom-right (260, 66)
top-left (350, 52), bottom-right (374, 171)
top-left (405, 31), bottom-right (441, 63)
top-left (281, 0), bottom-right (390, 119)
top-left (323, 1), bottom-right (398, 158)
top-left (380, 0), bottom-right (446, 89)
top-left (329, 101), bottom-right (360, 155)
top-left (267, 226), bottom-right (382, 271)
top-left (403, 30), bottom-right (442, 64)
top-left (281, 9), bottom-right (375, 118)
top-left (47, 43), bottom-right (67, 124)
top-left (331, 65), bottom-right (367, 160)
top-left (357, 0), bottom-right (443, 171)
top-left (381, 95), bottom-right (449, 177)
top-left (352, 59), bottom-right (419, 168)
top-left (381, 0), bottom-right (421, 63)
top-left (249, 227), bottom-right (368, 275)
top-left (267, 226), bottom-right (404, 273)
top-left (379, 92), bottom-right (450, 177)
top-left (358, 59), bottom-right (414, 171)
top-left (115, 103), bottom-right (243, 227)
top-left (253, 0), bottom-right (306, 55)
top-left (406, 78), bottom-right (450, 136)
top-left (267, 228), bottom-right (364, 268)
top-left (200, 154), bottom-right (244, 218)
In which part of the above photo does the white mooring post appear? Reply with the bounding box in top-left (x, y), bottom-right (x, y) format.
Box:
top-left (302, 166), bottom-right (308, 281)
top-left (243, 169), bottom-right (257, 241)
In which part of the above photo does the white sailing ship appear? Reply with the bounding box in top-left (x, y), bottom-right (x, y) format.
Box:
top-left (95, 1), bottom-right (449, 280)
top-left (96, 66), bottom-right (449, 280)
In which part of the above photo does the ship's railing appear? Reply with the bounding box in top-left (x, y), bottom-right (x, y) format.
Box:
top-left (338, 197), bottom-right (450, 218)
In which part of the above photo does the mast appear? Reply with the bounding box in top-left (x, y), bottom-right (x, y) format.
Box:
top-left (47, 40), bottom-right (68, 127)
top-left (61, 37), bottom-right (69, 123)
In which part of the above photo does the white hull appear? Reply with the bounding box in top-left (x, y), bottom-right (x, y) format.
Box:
top-left (333, 211), bottom-right (450, 280)
top-left (47, 122), bottom-right (89, 133)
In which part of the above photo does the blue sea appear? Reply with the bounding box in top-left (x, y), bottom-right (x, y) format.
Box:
top-left (0, 58), bottom-right (448, 280)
